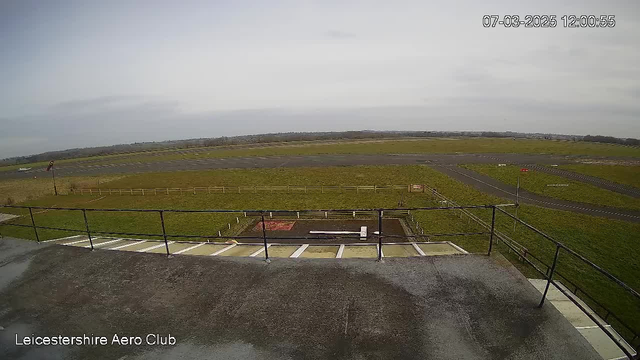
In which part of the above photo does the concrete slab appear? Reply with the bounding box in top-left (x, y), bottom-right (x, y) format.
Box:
top-left (342, 245), bottom-right (378, 258)
top-left (418, 242), bottom-right (463, 256)
top-left (118, 241), bottom-right (157, 252)
top-left (217, 245), bottom-right (262, 257)
top-left (266, 245), bottom-right (299, 258)
top-left (0, 238), bottom-right (602, 360)
top-left (549, 300), bottom-right (598, 327)
top-left (299, 245), bottom-right (339, 258)
top-left (181, 243), bottom-right (228, 256)
top-left (107, 239), bottom-right (145, 250)
top-left (382, 244), bottom-right (420, 257)
top-left (579, 327), bottom-right (629, 360)
top-left (146, 242), bottom-right (198, 254)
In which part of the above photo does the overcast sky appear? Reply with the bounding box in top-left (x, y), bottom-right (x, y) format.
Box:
top-left (1, 0), bottom-right (639, 158)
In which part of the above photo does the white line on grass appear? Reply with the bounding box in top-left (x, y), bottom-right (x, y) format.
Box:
top-left (210, 244), bottom-right (236, 256)
top-left (290, 244), bottom-right (309, 258)
top-left (448, 241), bottom-right (469, 254)
top-left (174, 242), bottom-right (206, 255)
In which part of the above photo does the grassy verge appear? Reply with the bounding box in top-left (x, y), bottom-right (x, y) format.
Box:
top-left (3, 138), bottom-right (640, 172)
top-left (0, 175), bottom-right (127, 204)
top-left (558, 164), bottom-right (640, 189)
top-left (1, 165), bottom-right (638, 342)
top-left (461, 164), bottom-right (640, 210)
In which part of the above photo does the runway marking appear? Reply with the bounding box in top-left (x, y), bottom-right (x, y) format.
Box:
top-left (210, 244), bottom-right (236, 256)
top-left (336, 244), bottom-right (345, 258)
top-left (85, 238), bottom-right (123, 248)
top-left (110, 240), bottom-right (146, 250)
top-left (43, 234), bottom-right (82, 243)
top-left (412, 242), bottom-right (426, 256)
top-left (290, 244), bottom-right (309, 258)
top-left (174, 242), bottom-right (206, 254)
top-left (249, 244), bottom-right (271, 257)
top-left (64, 238), bottom-right (91, 245)
top-left (138, 242), bottom-right (173, 252)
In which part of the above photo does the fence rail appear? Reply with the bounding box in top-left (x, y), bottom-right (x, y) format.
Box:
top-left (0, 202), bottom-right (637, 358)
top-left (70, 185), bottom-right (415, 196)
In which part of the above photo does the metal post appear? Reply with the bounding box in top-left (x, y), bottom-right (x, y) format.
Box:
top-left (82, 209), bottom-right (94, 250)
top-left (28, 207), bottom-right (40, 243)
top-left (261, 214), bottom-right (269, 262)
top-left (539, 245), bottom-right (561, 308)
top-left (51, 168), bottom-right (58, 195)
top-left (377, 209), bottom-right (383, 261)
top-left (488, 206), bottom-right (496, 256)
top-left (159, 211), bottom-right (170, 256)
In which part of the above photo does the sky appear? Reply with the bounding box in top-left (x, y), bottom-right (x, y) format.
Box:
top-left (1, 0), bottom-right (639, 158)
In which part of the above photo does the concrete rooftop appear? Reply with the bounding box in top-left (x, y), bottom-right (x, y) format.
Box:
top-left (0, 237), bottom-right (601, 360)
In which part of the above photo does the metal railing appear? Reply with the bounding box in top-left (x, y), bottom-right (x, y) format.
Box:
top-left (0, 203), bottom-right (638, 358)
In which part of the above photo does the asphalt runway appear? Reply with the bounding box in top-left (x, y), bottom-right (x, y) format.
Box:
top-left (432, 165), bottom-right (640, 223)
top-left (0, 153), bottom-right (587, 180)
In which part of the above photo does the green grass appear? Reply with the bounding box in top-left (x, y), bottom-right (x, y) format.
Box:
top-left (558, 164), bottom-right (640, 189)
top-left (3, 137), bottom-right (639, 172)
top-left (1, 164), bottom-right (638, 342)
top-left (462, 164), bottom-right (640, 210)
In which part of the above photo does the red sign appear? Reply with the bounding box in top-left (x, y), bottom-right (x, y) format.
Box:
top-left (520, 168), bottom-right (529, 172)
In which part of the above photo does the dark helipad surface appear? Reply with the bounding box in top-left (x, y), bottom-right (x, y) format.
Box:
top-left (0, 237), bottom-right (600, 360)
top-left (238, 218), bottom-right (408, 244)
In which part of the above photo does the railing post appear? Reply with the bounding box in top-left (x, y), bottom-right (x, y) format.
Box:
top-left (539, 245), bottom-right (561, 308)
top-left (261, 214), bottom-right (270, 262)
top-left (82, 209), bottom-right (94, 250)
top-left (28, 207), bottom-right (40, 243)
top-left (377, 209), bottom-right (383, 261)
top-left (488, 206), bottom-right (496, 256)
top-left (159, 211), bottom-right (170, 256)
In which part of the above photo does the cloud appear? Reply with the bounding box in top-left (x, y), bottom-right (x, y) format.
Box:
top-left (325, 30), bottom-right (356, 39)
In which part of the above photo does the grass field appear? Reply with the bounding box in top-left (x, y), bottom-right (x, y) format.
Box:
top-left (1, 164), bottom-right (638, 342)
top-left (0, 175), bottom-right (125, 204)
top-left (559, 164), bottom-right (640, 189)
top-left (461, 164), bottom-right (640, 210)
top-left (3, 138), bottom-right (640, 172)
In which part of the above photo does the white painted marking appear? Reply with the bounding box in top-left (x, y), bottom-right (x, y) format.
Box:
top-left (575, 325), bottom-right (611, 330)
top-left (412, 242), bottom-right (426, 256)
top-left (63, 238), bottom-right (91, 246)
top-left (43, 234), bottom-right (82, 243)
top-left (447, 241), bottom-right (469, 254)
top-left (210, 244), bottom-right (236, 256)
top-left (110, 240), bottom-right (146, 250)
top-left (138, 242), bottom-right (173, 252)
top-left (337, 244), bottom-right (345, 258)
top-left (85, 238), bottom-right (122, 248)
top-left (174, 242), bottom-right (206, 255)
top-left (249, 244), bottom-right (271, 257)
top-left (377, 244), bottom-right (384, 258)
top-left (290, 244), bottom-right (309, 258)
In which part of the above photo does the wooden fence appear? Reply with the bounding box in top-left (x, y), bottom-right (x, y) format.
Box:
top-left (71, 185), bottom-right (419, 196)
